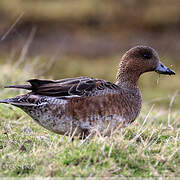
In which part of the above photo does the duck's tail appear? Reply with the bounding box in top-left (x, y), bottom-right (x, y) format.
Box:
top-left (4, 79), bottom-right (58, 91)
top-left (4, 84), bottom-right (32, 90)
top-left (0, 98), bottom-right (19, 107)
top-left (0, 96), bottom-right (34, 107)
top-left (0, 97), bottom-right (21, 106)
top-left (0, 99), bottom-right (11, 104)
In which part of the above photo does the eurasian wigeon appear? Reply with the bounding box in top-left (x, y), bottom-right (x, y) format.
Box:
top-left (0, 46), bottom-right (175, 138)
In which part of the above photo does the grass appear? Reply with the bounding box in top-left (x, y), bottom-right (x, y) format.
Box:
top-left (0, 103), bottom-right (179, 177)
top-left (0, 57), bottom-right (180, 177)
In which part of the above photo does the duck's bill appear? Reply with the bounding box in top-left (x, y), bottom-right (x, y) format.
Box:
top-left (155, 61), bottom-right (175, 75)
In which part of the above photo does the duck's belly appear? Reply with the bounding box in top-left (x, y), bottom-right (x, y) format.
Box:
top-left (25, 110), bottom-right (127, 136)
top-left (22, 104), bottom-right (128, 136)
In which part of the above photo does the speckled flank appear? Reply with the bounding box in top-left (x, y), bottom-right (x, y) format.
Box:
top-left (0, 45), bottom-right (175, 138)
top-left (14, 88), bottom-right (141, 136)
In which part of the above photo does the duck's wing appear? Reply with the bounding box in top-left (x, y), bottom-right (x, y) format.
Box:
top-left (5, 77), bottom-right (120, 97)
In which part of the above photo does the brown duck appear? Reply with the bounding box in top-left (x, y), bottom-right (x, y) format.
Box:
top-left (0, 46), bottom-right (175, 138)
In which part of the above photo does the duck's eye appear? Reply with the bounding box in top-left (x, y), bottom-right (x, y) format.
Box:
top-left (143, 53), bottom-right (151, 59)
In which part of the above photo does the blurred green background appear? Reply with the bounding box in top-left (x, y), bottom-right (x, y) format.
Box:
top-left (0, 0), bottom-right (179, 108)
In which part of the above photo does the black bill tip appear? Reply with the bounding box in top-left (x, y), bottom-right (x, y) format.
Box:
top-left (155, 62), bottom-right (175, 75)
top-left (166, 68), bottom-right (175, 75)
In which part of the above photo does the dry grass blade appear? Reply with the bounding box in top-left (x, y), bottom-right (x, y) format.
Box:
top-left (131, 104), bottom-right (155, 144)
top-left (168, 90), bottom-right (178, 129)
top-left (14, 27), bottom-right (36, 68)
top-left (1, 12), bottom-right (24, 41)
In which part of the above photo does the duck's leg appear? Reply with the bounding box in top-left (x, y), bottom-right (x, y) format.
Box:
top-left (78, 129), bottom-right (92, 140)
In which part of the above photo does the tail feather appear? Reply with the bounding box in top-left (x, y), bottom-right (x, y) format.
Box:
top-left (0, 97), bottom-right (34, 107)
top-left (0, 97), bottom-right (20, 104)
top-left (0, 99), bottom-right (10, 104)
top-left (4, 85), bottom-right (32, 90)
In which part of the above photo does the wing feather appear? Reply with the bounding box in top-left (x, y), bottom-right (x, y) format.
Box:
top-left (5, 76), bottom-right (120, 97)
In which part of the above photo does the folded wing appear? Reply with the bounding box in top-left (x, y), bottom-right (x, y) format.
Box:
top-left (5, 76), bottom-right (119, 97)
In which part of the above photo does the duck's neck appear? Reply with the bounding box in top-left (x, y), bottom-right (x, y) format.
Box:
top-left (115, 69), bottom-right (141, 89)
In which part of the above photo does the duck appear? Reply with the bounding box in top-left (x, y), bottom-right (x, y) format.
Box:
top-left (0, 46), bottom-right (175, 138)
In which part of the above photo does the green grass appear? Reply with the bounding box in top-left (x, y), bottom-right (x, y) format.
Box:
top-left (0, 58), bottom-right (180, 177)
top-left (0, 104), bottom-right (179, 177)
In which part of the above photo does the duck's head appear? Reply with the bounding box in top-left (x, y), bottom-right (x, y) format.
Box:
top-left (122, 45), bottom-right (175, 75)
top-left (116, 45), bottom-right (175, 87)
